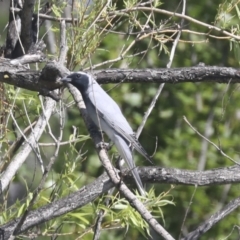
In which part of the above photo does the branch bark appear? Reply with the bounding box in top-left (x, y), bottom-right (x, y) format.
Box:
top-left (1, 165), bottom-right (240, 239)
top-left (1, 63), bottom-right (240, 95)
top-left (0, 97), bottom-right (55, 193)
top-left (5, 0), bottom-right (22, 58)
top-left (183, 196), bottom-right (240, 240)
top-left (5, 1), bottom-right (51, 59)
top-left (19, 0), bottom-right (36, 55)
top-left (130, 165), bottom-right (240, 186)
top-left (0, 172), bottom-right (113, 240)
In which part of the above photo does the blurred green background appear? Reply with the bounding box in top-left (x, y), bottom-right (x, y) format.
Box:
top-left (1, 0), bottom-right (240, 239)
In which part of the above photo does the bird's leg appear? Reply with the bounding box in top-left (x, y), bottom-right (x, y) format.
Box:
top-left (115, 157), bottom-right (132, 183)
top-left (114, 156), bottom-right (126, 187)
top-left (116, 156), bottom-right (125, 171)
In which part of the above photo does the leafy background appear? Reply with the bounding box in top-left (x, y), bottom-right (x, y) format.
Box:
top-left (1, 0), bottom-right (240, 239)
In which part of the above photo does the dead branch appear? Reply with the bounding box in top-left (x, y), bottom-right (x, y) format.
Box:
top-left (1, 62), bottom-right (240, 95)
top-left (1, 165), bottom-right (240, 239)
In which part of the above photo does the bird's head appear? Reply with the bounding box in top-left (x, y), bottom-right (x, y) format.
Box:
top-left (61, 72), bottom-right (91, 93)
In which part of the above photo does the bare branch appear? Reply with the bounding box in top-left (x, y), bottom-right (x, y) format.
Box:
top-left (0, 97), bottom-right (55, 193)
top-left (8, 19), bottom-right (69, 237)
top-left (93, 188), bottom-right (115, 240)
top-left (1, 64), bottom-right (240, 94)
top-left (5, 0), bottom-right (22, 58)
top-left (10, 53), bottom-right (45, 65)
top-left (110, 7), bottom-right (240, 41)
top-left (58, 20), bottom-right (67, 64)
top-left (183, 196), bottom-right (240, 240)
top-left (9, 5), bottom-right (240, 41)
top-left (20, 0), bottom-right (36, 54)
top-left (183, 116), bottom-right (239, 165)
top-left (0, 172), bottom-right (113, 240)
top-left (138, 165), bottom-right (240, 186)
top-left (0, 121), bottom-right (37, 170)
top-left (1, 165), bottom-right (240, 239)
top-left (92, 67), bottom-right (240, 84)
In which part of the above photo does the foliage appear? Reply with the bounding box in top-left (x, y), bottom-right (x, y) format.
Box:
top-left (97, 187), bottom-right (174, 238)
top-left (1, 0), bottom-right (240, 239)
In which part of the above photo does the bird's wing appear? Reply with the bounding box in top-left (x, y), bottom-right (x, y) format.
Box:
top-left (114, 135), bottom-right (145, 196)
top-left (87, 81), bottom-right (133, 132)
top-left (113, 126), bottom-right (153, 164)
top-left (87, 82), bottom-right (152, 163)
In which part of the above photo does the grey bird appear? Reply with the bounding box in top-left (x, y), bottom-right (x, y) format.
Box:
top-left (62, 72), bottom-right (152, 195)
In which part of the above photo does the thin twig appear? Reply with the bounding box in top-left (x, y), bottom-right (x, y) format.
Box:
top-left (2, 165), bottom-right (240, 238)
top-left (198, 110), bottom-right (214, 171)
top-left (179, 185), bottom-right (197, 239)
top-left (38, 138), bottom-right (84, 146)
top-left (182, 196), bottom-right (240, 240)
top-left (110, 6), bottom-right (240, 41)
top-left (11, 0), bottom-right (25, 56)
top-left (136, 83), bottom-right (164, 139)
top-left (10, 97), bottom-right (58, 238)
top-left (93, 188), bottom-right (115, 240)
top-left (22, 99), bottom-right (44, 173)
top-left (183, 116), bottom-right (240, 165)
top-left (0, 97), bottom-right (55, 238)
top-left (9, 109), bottom-right (44, 172)
top-left (0, 121), bottom-right (37, 169)
top-left (9, 18), bottom-right (69, 238)
top-left (58, 20), bottom-right (67, 64)
top-left (9, 6), bottom-right (240, 41)
top-left (137, 0), bottom-right (186, 146)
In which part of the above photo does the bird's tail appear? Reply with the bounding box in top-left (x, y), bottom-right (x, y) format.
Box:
top-left (114, 135), bottom-right (145, 196)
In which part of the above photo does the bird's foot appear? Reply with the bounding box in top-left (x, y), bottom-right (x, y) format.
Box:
top-left (96, 141), bottom-right (112, 151)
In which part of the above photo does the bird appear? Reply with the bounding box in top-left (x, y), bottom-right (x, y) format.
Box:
top-left (61, 72), bottom-right (152, 195)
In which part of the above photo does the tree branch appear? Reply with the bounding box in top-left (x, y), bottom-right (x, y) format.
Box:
top-left (1, 64), bottom-right (240, 95)
top-left (182, 196), bottom-right (240, 240)
top-left (5, 0), bottom-right (22, 58)
top-left (0, 97), bottom-right (55, 193)
top-left (8, 19), bottom-right (69, 238)
top-left (0, 172), bottom-right (113, 240)
top-left (9, 53), bottom-right (45, 65)
top-left (19, 0), bottom-right (36, 54)
top-left (1, 165), bottom-right (240, 239)
top-left (92, 67), bottom-right (240, 84)
top-left (133, 165), bottom-right (240, 186)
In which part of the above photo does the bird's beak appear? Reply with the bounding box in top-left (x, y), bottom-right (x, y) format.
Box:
top-left (61, 77), bottom-right (72, 83)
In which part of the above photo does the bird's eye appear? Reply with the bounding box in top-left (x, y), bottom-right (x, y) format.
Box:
top-left (77, 74), bottom-right (81, 79)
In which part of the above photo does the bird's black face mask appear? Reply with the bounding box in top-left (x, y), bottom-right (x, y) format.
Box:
top-left (61, 73), bottom-right (90, 93)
